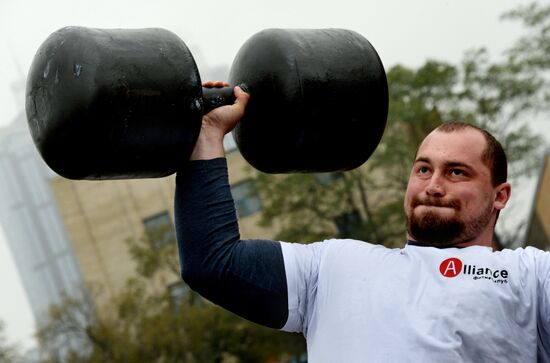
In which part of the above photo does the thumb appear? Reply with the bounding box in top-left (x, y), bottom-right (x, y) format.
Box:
top-left (233, 86), bottom-right (250, 114)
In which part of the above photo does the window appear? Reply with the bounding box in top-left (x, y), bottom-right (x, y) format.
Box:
top-left (231, 180), bottom-right (262, 218)
top-left (143, 211), bottom-right (176, 248)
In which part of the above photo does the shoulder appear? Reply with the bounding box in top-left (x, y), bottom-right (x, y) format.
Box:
top-left (280, 238), bottom-right (393, 258)
top-left (497, 246), bottom-right (550, 262)
top-left (494, 246), bottom-right (550, 278)
top-left (280, 239), bottom-right (400, 273)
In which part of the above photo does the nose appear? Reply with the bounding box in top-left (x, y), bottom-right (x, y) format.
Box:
top-left (426, 173), bottom-right (445, 197)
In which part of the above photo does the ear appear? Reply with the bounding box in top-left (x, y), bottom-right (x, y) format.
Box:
top-left (494, 182), bottom-right (511, 210)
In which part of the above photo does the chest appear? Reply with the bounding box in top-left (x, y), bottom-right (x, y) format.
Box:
top-left (306, 248), bottom-right (537, 358)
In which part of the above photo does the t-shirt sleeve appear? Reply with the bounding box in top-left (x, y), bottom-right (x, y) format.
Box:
top-left (279, 240), bottom-right (328, 334)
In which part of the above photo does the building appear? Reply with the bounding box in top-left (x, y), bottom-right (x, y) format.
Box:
top-left (525, 152), bottom-right (550, 250)
top-left (0, 114), bottom-right (84, 335)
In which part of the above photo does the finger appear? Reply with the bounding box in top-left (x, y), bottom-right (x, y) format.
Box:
top-left (201, 81), bottom-right (229, 88)
top-left (234, 86), bottom-right (250, 100)
top-left (233, 86), bottom-right (250, 110)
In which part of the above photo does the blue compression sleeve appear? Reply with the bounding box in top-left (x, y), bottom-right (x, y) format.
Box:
top-left (174, 158), bottom-right (288, 329)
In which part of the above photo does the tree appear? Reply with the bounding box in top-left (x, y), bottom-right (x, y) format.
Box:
top-left (38, 228), bottom-right (306, 363)
top-left (253, 4), bottom-right (547, 249)
top-left (0, 321), bottom-right (18, 363)
top-left (502, 1), bottom-right (550, 113)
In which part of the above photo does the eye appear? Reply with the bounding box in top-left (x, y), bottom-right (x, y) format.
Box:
top-left (418, 166), bottom-right (430, 174)
top-left (450, 169), bottom-right (465, 176)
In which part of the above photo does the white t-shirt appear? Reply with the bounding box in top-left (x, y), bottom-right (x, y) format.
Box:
top-left (280, 239), bottom-right (550, 362)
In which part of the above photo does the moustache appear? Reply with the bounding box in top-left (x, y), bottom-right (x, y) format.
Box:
top-left (411, 196), bottom-right (461, 210)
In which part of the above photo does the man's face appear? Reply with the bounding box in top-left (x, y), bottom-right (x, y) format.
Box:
top-left (404, 128), bottom-right (508, 247)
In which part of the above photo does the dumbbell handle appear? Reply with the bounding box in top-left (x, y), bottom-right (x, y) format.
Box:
top-left (202, 86), bottom-right (236, 114)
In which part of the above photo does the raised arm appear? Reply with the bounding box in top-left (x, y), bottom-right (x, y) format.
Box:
top-left (174, 84), bottom-right (288, 328)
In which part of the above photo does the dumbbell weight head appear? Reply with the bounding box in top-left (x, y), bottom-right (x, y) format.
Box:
top-left (229, 28), bottom-right (388, 173)
top-left (26, 26), bottom-right (203, 179)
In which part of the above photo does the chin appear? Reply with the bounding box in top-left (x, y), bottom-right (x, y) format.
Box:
top-left (407, 211), bottom-right (464, 247)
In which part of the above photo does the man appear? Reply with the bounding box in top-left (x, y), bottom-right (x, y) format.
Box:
top-left (175, 83), bottom-right (550, 362)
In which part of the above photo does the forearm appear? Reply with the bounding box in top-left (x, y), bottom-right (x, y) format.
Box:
top-left (174, 158), bottom-right (288, 328)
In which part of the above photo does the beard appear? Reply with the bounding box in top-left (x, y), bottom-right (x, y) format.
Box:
top-left (406, 195), bottom-right (493, 247)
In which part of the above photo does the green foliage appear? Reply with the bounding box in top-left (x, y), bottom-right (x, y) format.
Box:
top-left (458, 48), bottom-right (544, 177)
top-left (126, 225), bottom-right (180, 279)
top-left (0, 321), bottom-right (19, 363)
top-left (256, 172), bottom-right (356, 243)
top-left (502, 2), bottom-right (550, 76)
top-left (39, 233), bottom-right (305, 363)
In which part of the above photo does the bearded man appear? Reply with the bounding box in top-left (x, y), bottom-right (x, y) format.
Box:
top-left (175, 84), bottom-right (550, 362)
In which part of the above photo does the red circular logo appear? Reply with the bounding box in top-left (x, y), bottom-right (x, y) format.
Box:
top-left (439, 258), bottom-right (463, 278)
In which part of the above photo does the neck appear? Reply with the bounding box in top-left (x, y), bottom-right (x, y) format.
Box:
top-left (406, 231), bottom-right (494, 249)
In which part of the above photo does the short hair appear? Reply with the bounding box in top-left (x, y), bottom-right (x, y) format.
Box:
top-left (435, 121), bottom-right (507, 186)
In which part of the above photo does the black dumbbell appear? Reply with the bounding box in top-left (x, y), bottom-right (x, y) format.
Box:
top-left (25, 26), bottom-right (388, 180)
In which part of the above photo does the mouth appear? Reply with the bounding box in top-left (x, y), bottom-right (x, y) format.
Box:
top-left (411, 197), bottom-right (460, 211)
top-left (411, 201), bottom-right (461, 217)
top-left (417, 204), bottom-right (455, 209)
top-left (415, 205), bottom-right (457, 215)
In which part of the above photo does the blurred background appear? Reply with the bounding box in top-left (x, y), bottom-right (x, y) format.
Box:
top-left (1, 0), bottom-right (549, 362)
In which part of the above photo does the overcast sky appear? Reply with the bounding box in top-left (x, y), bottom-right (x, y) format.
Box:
top-left (0, 0), bottom-right (539, 352)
